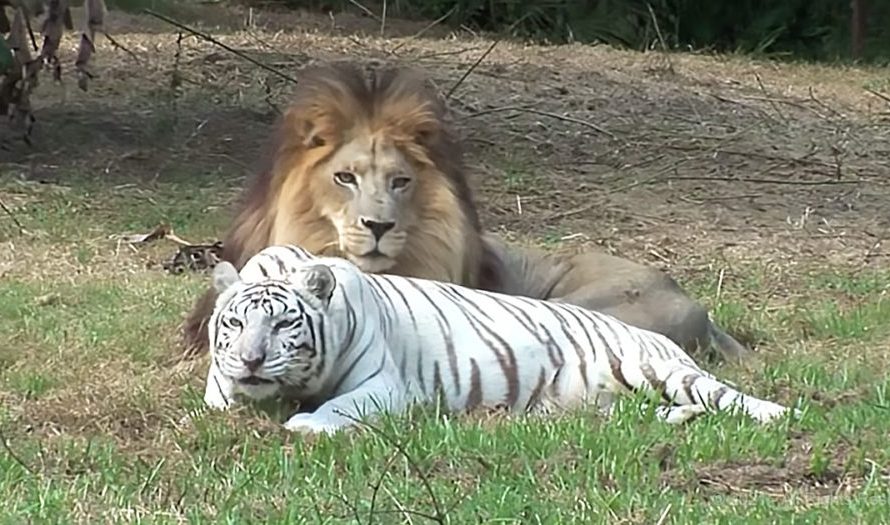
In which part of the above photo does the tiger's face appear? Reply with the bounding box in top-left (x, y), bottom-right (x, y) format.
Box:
top-left (208, 261), bottom-right (337, 400)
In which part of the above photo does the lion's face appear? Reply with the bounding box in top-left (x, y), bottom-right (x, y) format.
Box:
top-left (313, 135), bottom-right (418, 273)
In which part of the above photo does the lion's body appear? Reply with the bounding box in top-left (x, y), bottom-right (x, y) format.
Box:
top-left (182, 62), bottom-right (750, 364)
top-left (482, 235), bottom-right (750, 361)
top-left (204, 245), bottom-right (796, 434)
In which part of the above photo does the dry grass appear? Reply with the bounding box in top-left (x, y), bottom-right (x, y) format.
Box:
top-left (1, 2), bottom-right (889, 522)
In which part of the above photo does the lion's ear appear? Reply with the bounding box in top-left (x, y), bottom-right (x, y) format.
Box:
top-left (409, 111), bottom-right (441, 148)
top-left (299, 118), bottom-right (328, 149)
top-left (381, 99), bottom-right (444, 149)
top-left (280, 115), bottom-right (326, 150)
top-left (282, 109), bottom-right (335, 150)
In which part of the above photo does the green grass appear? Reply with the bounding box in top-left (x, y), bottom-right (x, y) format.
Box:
top-left (1, 174), bottom-right (889, 523)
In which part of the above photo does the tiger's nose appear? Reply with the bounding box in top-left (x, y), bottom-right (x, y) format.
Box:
top-left (241, 354), bottom-right (265, 372)
top-left (360, 218), bottom-right (395, 241)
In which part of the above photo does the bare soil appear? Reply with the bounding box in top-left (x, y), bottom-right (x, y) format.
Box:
top-left (659, 433), bottom-right (883, 505)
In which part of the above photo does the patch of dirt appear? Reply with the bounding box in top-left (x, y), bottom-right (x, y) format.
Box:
top-left (660, 434), bottom-right (867, 503)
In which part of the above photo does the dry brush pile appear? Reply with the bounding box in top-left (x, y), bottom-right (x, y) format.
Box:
top-left (0, 0), bottom-right (105, 141)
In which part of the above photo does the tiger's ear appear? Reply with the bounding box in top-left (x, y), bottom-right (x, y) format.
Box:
top-left (298, 264), bottom-right (336, 308)
top-left (213, 261), bottom-right (241, 294)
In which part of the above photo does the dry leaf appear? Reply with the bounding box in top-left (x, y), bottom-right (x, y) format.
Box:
top-left (10, 7), bottom-right (32, 63)
top-left (39, 0), bottom-right (66, 64)
top-left (34, 293), bottom-right (62, 306)
top-left (115, 223), bottom-right (172, 245)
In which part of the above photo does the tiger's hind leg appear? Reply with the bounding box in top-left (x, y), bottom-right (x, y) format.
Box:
top-left (612, 355), bottom-right (798, 424)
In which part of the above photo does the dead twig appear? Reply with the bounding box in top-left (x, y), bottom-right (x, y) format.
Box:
top-left (142, 9), bottom-right (298, 85)
top-left (103, 32), bottom-right (140, 63)
top-left (754, 73), bottom-right (788, 124)
top-left (345, 0), bottom-right (380, 22)
top-left (412, 46), bottom-right (483, 61)
top-left (338, 413), bottom-right (448, 525)
top-left (645, 2), bottom-right (674, 73)
top-left (463, 105), bottom-right (615, 138)
top-left (708, 93), bottom-right (783, 125)
top-left (379, 0), bottom-right (386, 36)
top-left (654, 503), bottom-right (672, 525)
top-left (446, 39), bottom-right (499, 99)
top-left (647, 142), bottom-right (835, 168)
top-left (537, 163), bottom-right (677, 223)
top-left (864, 87), bottom-right (890, 106)
top-left (651, 175), bottom-right (860, 186)
top-left (0, 198), bottom-right (28, 234)
top-left (0, 423), bottom-right (36, 475)
top-left (806, 86), bottom-right (845, 120)
top-left (390, 5), bottom-right (457, 54)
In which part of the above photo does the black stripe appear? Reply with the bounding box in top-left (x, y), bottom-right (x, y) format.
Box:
top-left (349, 352), bottom-right (387, 392)
top-left (330, 337), bottom-right (376, 394)
top-left (436, 283), bottom-right (494, 323)
top-left (377, 275), bottom-right (418, 329)
top-left (341, 291), bottom-right (359, 349)
top-left (274, 253), bottom-right (288, 275)
top-left (496, 297), bottom-right (547, 346)
top-left (542, 302), bottom-right (589, 390)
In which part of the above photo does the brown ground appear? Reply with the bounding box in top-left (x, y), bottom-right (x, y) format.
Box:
top-left (3, 2), bottom-right (889, 285)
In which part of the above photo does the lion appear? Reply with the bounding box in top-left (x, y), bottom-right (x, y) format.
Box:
top-left (181, 62), bottom-right (750, 363)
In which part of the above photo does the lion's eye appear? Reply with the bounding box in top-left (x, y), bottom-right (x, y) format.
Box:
top-left (334, 171), bottom-right (357, 186)
top-left (391, 176), bottom-right (411, 190)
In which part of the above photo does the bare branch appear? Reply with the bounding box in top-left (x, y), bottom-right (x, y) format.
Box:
top-left (142, 9), bottom-right (298, 85)
top-left (463, 105), bottom-right (615, 138)
top-left (446, 39), bottom-right (499, 99)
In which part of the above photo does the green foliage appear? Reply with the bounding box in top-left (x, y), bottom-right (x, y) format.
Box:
top-left (0, 38), bottom-right (12, 75)
top-left (288, 0), bottom-right (890, 62)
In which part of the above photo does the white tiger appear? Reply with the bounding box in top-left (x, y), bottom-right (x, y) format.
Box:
top-left (202, 245), bottom-right (801, 434)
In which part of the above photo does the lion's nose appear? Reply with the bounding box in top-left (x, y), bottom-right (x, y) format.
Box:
top-left (360, 218), bottom-right (395, 241)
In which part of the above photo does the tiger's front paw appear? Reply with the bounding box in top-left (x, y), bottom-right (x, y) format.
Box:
top-left (283, 413), bottom-right (342, 435)
top-left (203, 385), bottom-right (233, 411)
top-left (203, 363), bottom-right (236, 411)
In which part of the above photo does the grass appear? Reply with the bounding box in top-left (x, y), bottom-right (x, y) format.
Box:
top-left (1, 171), bottom-right (889, 523)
